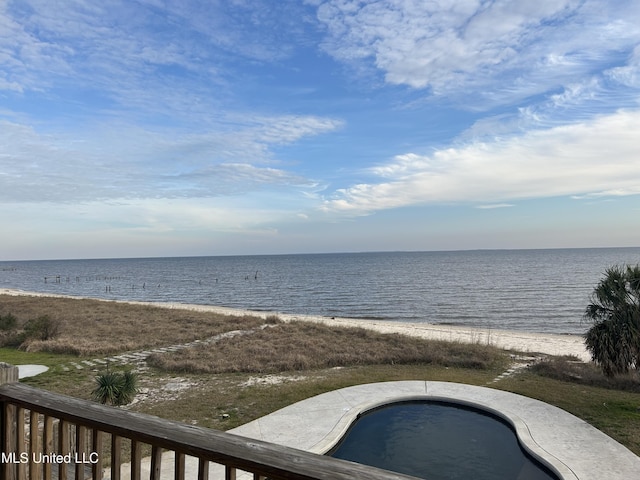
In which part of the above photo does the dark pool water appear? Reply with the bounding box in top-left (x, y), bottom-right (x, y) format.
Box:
top-left (329, 401), bottom-right (559, 480)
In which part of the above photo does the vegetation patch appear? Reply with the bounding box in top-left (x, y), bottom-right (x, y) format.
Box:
top-left (0, 310), bottom-right (63, 349)
top-left (147, 321), bottom-right (507, 374)
top-left (0, 295), bottom-right (265, 355)
top-left (583, 264), bottom-right (640, 377)
top-left (4, 293), bottom-right (640, 456)
top-left (530, 357), bottom-right (640, 392)
top-left (92, 369), bottom-right (139, 406)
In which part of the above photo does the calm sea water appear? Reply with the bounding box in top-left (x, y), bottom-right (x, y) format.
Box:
top-left (1, 248), bottom-right (639, 335)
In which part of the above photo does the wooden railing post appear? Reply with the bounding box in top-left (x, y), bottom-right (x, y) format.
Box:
top-left (75, 425), bottom-right (86, 480)
top-left (92, 429), bottom-right (103, 480)
top-left (30, 410), bottom-right (41, 480)
top-left (111, 435), bottom-right (122, 480)
top-left (150, 446), bottom-right (162, 480)
top-left (131, 439), bottom-right (142, 480)
top-left (0, 363), bottom-right (19, 385)
top-left (0, 363), bottom-right (20, 480)
top-left (43, 416), bottom-right (54, 480)
top-left (58, 419), bottom-right (70, 480)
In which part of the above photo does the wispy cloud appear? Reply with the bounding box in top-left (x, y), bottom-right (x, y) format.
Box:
top-left (0, 1), bottom-right (344, 208)
top-left (0, 196), bottom-right (298, 259)
top-left (317, 1), bottom-right (640, 109)
top-left (321, 109), bottom-right (640, 215)
top-left (475, 204), bottom-right (514, 210)
top-left (0, 114), bottom-right (341, 203)
top-left (0, 0), bottom-right (313, 119)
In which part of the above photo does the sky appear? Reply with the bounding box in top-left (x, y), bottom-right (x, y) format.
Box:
top-left (1, 0), bottom-right (640, 260)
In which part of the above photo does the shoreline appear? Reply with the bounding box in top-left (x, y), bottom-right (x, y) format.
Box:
top-left (0, 288), bottom-right (590, 361)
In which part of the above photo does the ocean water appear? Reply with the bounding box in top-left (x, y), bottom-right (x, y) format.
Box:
top-left (1, 248), bottom-right (639, 335)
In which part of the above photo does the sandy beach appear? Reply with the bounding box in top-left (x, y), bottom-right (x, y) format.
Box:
top-left (0, 288), bottom-right (590, 361)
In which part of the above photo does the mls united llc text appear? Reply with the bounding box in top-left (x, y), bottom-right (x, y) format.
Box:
top-left (1, 452), bottom-right (99, 464)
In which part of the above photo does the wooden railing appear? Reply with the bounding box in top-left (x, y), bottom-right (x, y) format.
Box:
top-left (0, 364), bottom-right (418, 480)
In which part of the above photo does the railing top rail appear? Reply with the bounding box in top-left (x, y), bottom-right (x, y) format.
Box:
top-left (0, 383), bottom-right (419, 480)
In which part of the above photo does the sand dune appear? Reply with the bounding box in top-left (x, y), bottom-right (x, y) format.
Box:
top-left (0, 288), bottom-right (590, 361)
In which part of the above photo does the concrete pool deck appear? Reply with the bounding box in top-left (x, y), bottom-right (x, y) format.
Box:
top-left (16, 364), bottom-right (49, 379)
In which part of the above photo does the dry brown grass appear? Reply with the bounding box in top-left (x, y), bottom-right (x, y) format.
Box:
top-left (0, 295), bottom-right (265, 356)
top-left (529, 357), bottom-right (640, 392)
top-left (147, 321), bottom-right (506, 374)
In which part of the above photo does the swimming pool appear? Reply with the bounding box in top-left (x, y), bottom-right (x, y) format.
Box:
top-left (329, 401), bottom-right (558, 480)
top-left (230, 381), bottom-right (640, 479)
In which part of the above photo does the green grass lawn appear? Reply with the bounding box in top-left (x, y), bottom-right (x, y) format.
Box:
top-left (12, 353), bottom-right (640, 456)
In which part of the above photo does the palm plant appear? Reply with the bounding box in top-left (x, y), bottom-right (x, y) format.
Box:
top-left (92, 367), bottom-right (139, 406)
top-left (118, 370), bottom-right (139, 405)
top-left (584, 265), bottom-right (640, 377)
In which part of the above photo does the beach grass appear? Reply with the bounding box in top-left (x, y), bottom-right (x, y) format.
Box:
top-left (2, 293), bottom-right (639, 456)
top-left (147, 320), bottom-right (506, 373)
top-left (0, 294), bottom-right (264, 355)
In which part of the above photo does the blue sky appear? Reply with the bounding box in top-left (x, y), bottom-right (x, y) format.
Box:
top-left (1, 0), bottom-right (640, 260)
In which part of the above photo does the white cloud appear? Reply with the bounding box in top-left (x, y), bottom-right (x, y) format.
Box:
top-left (316, 0), bottom-right (640, 107)
top-left (0, 114), bottom-right (341, 203)
top-left (0, 196), bottom-right (301, 259)
top-left (2, 195), bottom-right (305, 238)
top-left (571, 189), bottom-right (640, 200)
top-left (475, 204), bottom-right (514, 210)
top-left (321, 109), bottom-right (640, 215)
top-left (606, 46), bottom-right (640, 88)
top-left (0, 0), bottom-right (314, 123)
top-left (0, 78), bottom-right (23, 92)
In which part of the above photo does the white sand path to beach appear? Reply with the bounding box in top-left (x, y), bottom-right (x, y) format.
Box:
top-left (1, 288), bottom-right (591, 361)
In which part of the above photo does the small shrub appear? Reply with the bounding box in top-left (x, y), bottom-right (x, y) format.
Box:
top-left (0, 313), bottom-right (22, 347)
top-left (92, 369), bottom-right (139, 406)
top-left (119, 370), bottom-right (139, 405)
top-left (0, 331), bottom-right (26, 348)
top-left (92, 371), bottom-right (123, 405)
top-left (23, 315), bottom-right (61, 341)
top-left (0, 313), bottom-right (17, 331)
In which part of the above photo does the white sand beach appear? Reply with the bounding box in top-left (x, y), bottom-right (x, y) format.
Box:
top-left (0, 288), bottom-right (590, 361)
